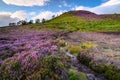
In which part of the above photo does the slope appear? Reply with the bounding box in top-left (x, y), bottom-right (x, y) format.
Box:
top-left (33, 10), bottom-right (120, 32)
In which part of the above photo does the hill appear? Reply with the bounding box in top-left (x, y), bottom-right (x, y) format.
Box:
top-left (32, 10), bottom-right (120, 32)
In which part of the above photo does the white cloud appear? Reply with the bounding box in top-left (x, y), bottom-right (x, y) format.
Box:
top-left (58, 5), bottom-right (62, 8)
top-left (101, 0), bottom-right (120, 7)
top-left (33, 10), bottom-right (66, 21)
top-left (72, 6), bottom-right (90, 11)
top-left (73, 0), bottom-right (120, 14)
top-left (11, 11), bottom-right (27, 20)
top-left (63, 0), bottom-right (71, 7)
top-left (29, 12), bottom-right (36, 16)
top-left (0, 11), bottom-right (27, 26)
top-left (2, 0), bottom-right (50, 6)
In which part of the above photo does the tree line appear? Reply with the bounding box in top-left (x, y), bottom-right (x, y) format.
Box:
top-left (9, 15), bottom-right (56, 27)
top-left (9, 18), bottom-right (46, 26)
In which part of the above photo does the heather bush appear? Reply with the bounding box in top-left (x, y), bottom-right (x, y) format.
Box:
top-left (0, 59), bottom-right (24, 79)
top-left (90, 63), bottom-right (107, 74)
top-left (26, 54), bottom-right (71, 80)
top-left (77, 50), bottom-right (93, 66)
top-left (38, 55), bottom-right (68, 80)
top-left (57, 39), bottom-right (66, 47)
top-left (89, 62), bottom-right (120, 80)
top-left (104, 64), bottom-right (120, 80)
top-left (0, 53), bottom-right (71, 80)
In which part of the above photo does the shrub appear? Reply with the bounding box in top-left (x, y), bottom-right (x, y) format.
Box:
top-left (80, 42), bottom-right (96, 49)
top-left (89, 63), bottom-right (120, 80)
top-left (0, 60), bottom-right (24, 80)
top-left (112, 73), bottom-right (120, 80)
top-left (77, 50), bottom-right (92, 66)
top-left (57, 39), bottom-right (66, 47)
top-left (27, 55), bottom-right (70, 80)
top-left (68, 42), bottom-right (96, 56)
top-left (69, 69), bottom-right (79, 80)
top-left (68, 45), bottom-right (81, 56)
top-left (68, 69), bottom-right (87, 80)
top-left (0, 53), bottom-right (71, 80)
top-left (104, 64), bottom-right (120, 80)
top-left (90, 63), bottom-right (107, 74)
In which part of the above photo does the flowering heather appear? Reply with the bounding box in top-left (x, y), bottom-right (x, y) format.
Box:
top-left (0, 30), bottom-right (70, 79)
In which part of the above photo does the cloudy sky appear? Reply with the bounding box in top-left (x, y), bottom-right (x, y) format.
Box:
top-left (0, 0), bottom-right (120, 26)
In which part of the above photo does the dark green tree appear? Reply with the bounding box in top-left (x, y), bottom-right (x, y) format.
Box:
top-left (28, 20), bottom-right (33, 24)
top-left (35, 19), bottom-right (40, 24)
top-left (42, 18), bottom-right (46, 23)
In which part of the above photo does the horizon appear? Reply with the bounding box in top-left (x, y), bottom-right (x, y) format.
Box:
top-left (0, 0), bottom-right (120, 26)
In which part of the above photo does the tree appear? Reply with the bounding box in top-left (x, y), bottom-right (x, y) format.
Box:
top-left (17, 21), bottom-right (22, 26)
top-left (9, 23), bottom-right (16, 26)
top-left (52, 15), bottom-right (55, 19)
top-left (21, 20), bottom-right (27, 25)
top-left (42, 18), bottom-right (46, 23)
top-left (35, 19), bottom-right (40, 24)
top-left (28, 20), bottom-right (33, 24)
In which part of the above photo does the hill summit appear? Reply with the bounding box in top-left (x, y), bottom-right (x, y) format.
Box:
top-left (67, 10), bottom-right (101, 19)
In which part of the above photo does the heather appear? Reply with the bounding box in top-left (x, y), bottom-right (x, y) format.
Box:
top-left (0, 30), bottom-right (71, 80)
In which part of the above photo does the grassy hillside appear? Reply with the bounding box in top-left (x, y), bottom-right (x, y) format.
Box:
top-left (32, 10), bottom-right (120, 32)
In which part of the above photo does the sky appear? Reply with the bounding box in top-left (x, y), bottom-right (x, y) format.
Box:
top-left (0, 0), bottom-right (120, 26)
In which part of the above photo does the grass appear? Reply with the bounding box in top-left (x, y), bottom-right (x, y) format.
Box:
top-left (67, 42), bottom-right (96, 56)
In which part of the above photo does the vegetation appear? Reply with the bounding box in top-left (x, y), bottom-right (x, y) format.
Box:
top-left (67, 42), bottom-right (96, 56)
top-left (77, 50), bottom-right (120, 80)
top-left (69, 69), bottom-right (87, 80)
top-left (90, 63), bottom-right (120, 80)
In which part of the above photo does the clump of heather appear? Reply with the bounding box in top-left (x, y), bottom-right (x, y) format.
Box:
top-left (27, 54), bottom-right (70, 80)
top-left (0, 51), bottom-right (71, 80)
top-left (77, 50), bottom-right (93, 66)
